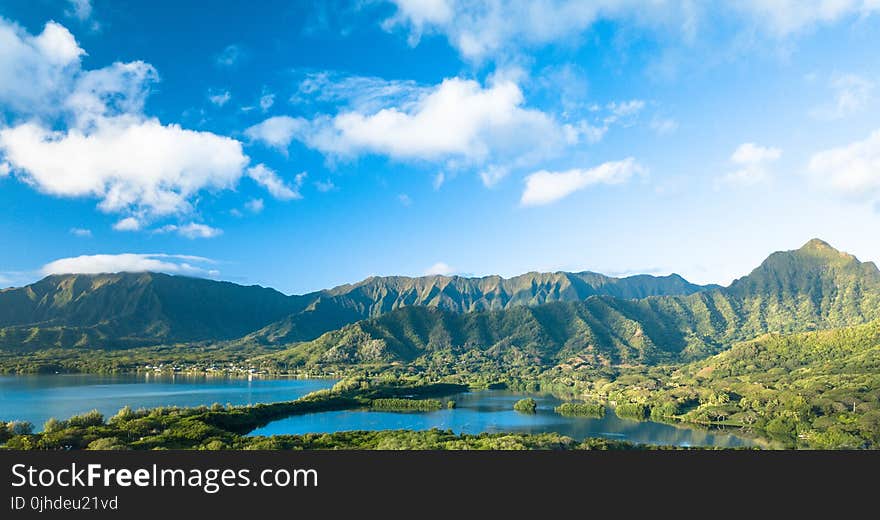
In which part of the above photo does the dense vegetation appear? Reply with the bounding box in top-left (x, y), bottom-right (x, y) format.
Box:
top-left (5, 239), bottom-right (880, 449)
top-left (555, 402), bottom-right (605, 417)
top-left (371, 398), bottom-right (443, 411)
top-left (513, 398), bottom-right (537, 414)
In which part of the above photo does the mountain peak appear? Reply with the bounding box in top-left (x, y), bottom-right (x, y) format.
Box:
top-left (795, 238), bottom-right (857, 263)
top-left (801, 238), bottom-right (837, 251)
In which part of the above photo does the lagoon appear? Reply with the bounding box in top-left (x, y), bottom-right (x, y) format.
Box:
top-left (0, 374), bottom-right (334, 429)
top-left (250, 389), bottom-right (760, 448)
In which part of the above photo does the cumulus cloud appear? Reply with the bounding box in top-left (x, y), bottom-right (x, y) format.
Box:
top-left (288, 77), bottom-right (575, 176)
top-left (521, 157), bottom-right (645, 206)
top-left (40, 253), bottom-right (219, 277)
top-left (382, 0), bottom-right (880, 61)
top-left (720, 143), bottom-right (782, 187)
top-left (808, 129), bottom-right (880, 203)
top-left (246, 164), bottom-right (304, 200)
top-left (0, 117), bottom-right (248, 218)
top-left (113, 216), bottom-right (142, 231)
top-left (244, 116), bottom-right (306, 152)
top-left (0, 20), bottom-right (85, 117)
top-left (0, 20), bottom-right (251, 229)
top-left (424, 261), bottom-right (455, 276)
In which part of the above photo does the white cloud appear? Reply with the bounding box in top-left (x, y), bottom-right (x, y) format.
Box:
top-left (292, 70), bottom-right (428, 113)
top-left (209, 89), bottom-right (231, 107)
top-left (69, 227), bottom-right (92, 237)
top-left (0, 162), bottom-right (9, 177)
top-left (606, 99), bottom-right (645, 121)
top-left (291, 77), bottom-right (570, 166)
top-left (215, 44), bottom-right (243, 67)
top-left (154, 222), bottom-right (223, 239)
top-left (259, 92), bottom-right (275, 111)
top-left (0, 20), bottom-right (251, 228)
top-left (432, 172), bottom-right (445, 190)
top-left (733, 0), bottom-right (880, 37)
top-left (0, 116), bottom-right (248, 218)
top-left (0, 21), bottom-right (84, 117)
top-left (521, 157), bottom-right (645, 206)
top-left (40, 253), bottom-right (219, 277)
top-left (424, 261), bottom-right (455, 276)
top-left (113, 216), bottom-right (142, 231)
top-left (246, 163), bottom-right (303, 200)
top-left (244, 116), bottom-right (306, 152)
top-left (808, 129), bottom-right (880, 203)
top-left (398, 193), bottom-right (412, 206)
top-left (245, 198), bottom-right (264, 213)
top-left (811, 73), bottom-right (874, 120)
top-left (383, 1), bottom-right (880, 61)
top-left (720, 143), bottom-right (782, 187)
top-left (66, 0), bottom-right (93, 21)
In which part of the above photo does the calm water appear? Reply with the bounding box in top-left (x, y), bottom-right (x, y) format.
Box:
top-left (0, 374), bottom-right (335, 429)
top-left (250, 390), bottom-right (761, 448)
top-left (1, 376), bottom-right (760, 447)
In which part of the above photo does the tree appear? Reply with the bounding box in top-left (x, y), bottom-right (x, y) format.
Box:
top-left (513, 398), bottom-right (537, 414)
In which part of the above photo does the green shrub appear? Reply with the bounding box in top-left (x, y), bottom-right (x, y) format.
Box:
top-left (513, 398), bottom-right (537, 414)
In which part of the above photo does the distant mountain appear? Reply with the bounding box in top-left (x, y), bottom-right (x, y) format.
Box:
top-left (0, 268), bottom-right (711, 351)
top-left (256, 239), bottom-right (880, 370)
top-left (241, 271), bottom-right (712, 346)
top-left (0, 273), bottom-right (308, 350)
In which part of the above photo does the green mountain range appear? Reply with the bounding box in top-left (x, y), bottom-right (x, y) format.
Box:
top-left (0, 267), bottom-right (713, 350)
top-left (254, 239), bottom-right (880, 370)
top-left (0, 273), bottom-right (305, 350)
top-left (2, 238), bottom-right (878, 376)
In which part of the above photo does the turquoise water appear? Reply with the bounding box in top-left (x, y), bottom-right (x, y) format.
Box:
top-left (250, 390), bottom-right (760, 448)
top-left (0, 374), bottom-right (335, 429)
top-left (1, 376), bottom-right (759, 447)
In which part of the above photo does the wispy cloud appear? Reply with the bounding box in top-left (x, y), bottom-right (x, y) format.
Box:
top-left (153, 223), bottom-right (223, 239)
top-left (809, 129), bottom-right (880, 205)
top-left (69, 227), bottom-right (92, 237)
top-left (208, 88), bottom-right (232, 107)
top-left (521, 158), bottom-right (645, 207)
top-left (246, 164), bottom-right (305, 200)
top-left (719, 143), bottom-right (782, 187)
top-left (811, 73), bottom-right (874, 120)
top-left (215, 44), bottom-right (244, 67)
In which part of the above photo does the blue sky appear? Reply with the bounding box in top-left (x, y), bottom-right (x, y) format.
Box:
top-left (1, 1), bottom-right (880, 294)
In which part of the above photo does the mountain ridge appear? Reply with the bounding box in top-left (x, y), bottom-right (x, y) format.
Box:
top-left (253, 239), bottom-right (880, 370)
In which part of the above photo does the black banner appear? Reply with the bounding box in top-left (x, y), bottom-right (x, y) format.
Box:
top-left (1, 450), bottom-right (877, 517)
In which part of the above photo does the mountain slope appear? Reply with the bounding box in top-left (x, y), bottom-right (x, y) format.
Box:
top-left (0, 273), bottom-right (309, 349)
top-left (242, 271), bottom-right (711, 346)
top-left (0, 268), bottom-right (711, 351)
top-left (255, 239), bottom-right (880, 370)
